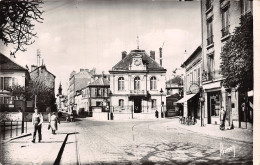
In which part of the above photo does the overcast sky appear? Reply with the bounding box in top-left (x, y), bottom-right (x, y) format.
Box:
top-left (1, 0), bottom-right (201, 94)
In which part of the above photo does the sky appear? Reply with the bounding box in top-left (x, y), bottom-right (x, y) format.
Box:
top-left (0, 0), bottom-right (201, 95)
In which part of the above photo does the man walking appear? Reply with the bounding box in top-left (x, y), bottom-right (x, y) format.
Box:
top-left (32, 108), bottom-right (43, 143)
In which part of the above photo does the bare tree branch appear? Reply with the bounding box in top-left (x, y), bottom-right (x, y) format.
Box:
top-left (0, 0), bottom-right (44, 55)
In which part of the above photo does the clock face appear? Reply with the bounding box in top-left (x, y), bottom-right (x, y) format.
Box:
top-left (134, 59), bottom-right (141, 66)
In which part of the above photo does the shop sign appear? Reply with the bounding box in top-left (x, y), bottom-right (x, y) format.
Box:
top-left (189, 84), bottom-right (200, 94)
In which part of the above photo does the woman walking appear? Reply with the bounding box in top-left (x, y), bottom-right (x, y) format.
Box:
top-left (50, 112), bottom-right (60, 134)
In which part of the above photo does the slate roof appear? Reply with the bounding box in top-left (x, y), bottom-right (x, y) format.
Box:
top-left (0, 53), bottom-right (27, 71)
top-left (88, 77), bottom-right (110, 87)
top-left (110, 49), bottom-right (166, 72)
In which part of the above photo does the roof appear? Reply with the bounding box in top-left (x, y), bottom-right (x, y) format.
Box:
top-left (88, 77), bottom-right (110, 87)
top-left (0, 53), bottom-right (27, 71)
top-left (30, 65), bottom-right (56, 78)
top-left (181, 46), bottom-right (202, 68)
top-left (110, 49), bottom-right (166, 72)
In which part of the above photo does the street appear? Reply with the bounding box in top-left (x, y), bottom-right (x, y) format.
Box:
top-left (60, 118), bottom-right (252, 164)
top-left (0, 118), bottom-right (253, 164)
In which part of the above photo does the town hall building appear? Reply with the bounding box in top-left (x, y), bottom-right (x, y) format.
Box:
top-left (109, 49), bottom-right (167, 119)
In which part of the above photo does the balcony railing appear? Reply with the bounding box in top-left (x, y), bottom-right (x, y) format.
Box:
top-left (207, 35), bottom-right (214, 46)
top-left (221, 25), bottom-right (230, 37)
top-left (130, 90), bottom-right (146, 95)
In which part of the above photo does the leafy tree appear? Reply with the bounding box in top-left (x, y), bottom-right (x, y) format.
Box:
top-left (26, 80), bottom-right (56, 112)
top-left (220, 13), bottom-right (253, 93)
top-left (9, 81), bottom-right (56, 112)
top-left (0, 0), bottom-right (44, 55)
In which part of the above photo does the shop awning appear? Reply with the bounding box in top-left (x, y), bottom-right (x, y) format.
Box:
top-left (176, 93), bottom-right (196, 103)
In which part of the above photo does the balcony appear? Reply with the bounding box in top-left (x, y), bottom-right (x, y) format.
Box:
top-left (207, 35), bottom-right (214, 46)
top-left (129, 90), bottom-right (146, 96)
top-left (221, 25), bottom-right (230, 37)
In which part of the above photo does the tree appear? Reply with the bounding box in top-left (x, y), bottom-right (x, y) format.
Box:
top-left (26, 80), bottom-right (56, 112)
top-left (0, 0), bottom-right (44, 55)
top-left (220, 13), bottom-right (253, 93)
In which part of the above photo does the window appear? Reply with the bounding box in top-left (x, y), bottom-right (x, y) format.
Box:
top-left (0, 77), bottom-right (3, 90)
top-left (118, 77), bottom-right (124, 91)
top-left (198, 68), bottom-right (201, 85)
top-left (4, 77), bottom-right (12, 90)
top-left (152, 99), bottom-right (156, 108)
top-left (150, 76), bottom-right (157, 90)
top-left (97, 88), bottom-right (102, 96)
top-left (96, 101), bottom-right (102, 106)
top-left (241, 0), bottom-right (252, 15)
top-left (207, 55), bottom-right (215, 80)
top-left (206, 0), bottom-right (212, 10)
top-left (207, 18), bottom-right (213, 45)
top-left (134, 77), bottom-right (140, 90)
top-left (221, 7), bottom-right (230, 37)
top-left (119, 99), bottom-right (124, 107)
top-left (0, 97), bottom-right (4, 104)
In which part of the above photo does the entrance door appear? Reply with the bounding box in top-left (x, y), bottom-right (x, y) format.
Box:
top-left (134, 98), bottom-right (142, 113)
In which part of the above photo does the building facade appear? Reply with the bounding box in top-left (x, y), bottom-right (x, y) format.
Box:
top-left (165, 76), bottom-right (183, 117)
top-left (178, 46), bottom-right (202, 122)
top-left (0, 53), bottom-right (30, 111)
top-left (68, 69), bottom-right (96, 111)
top-left (30, 65), bottom-right (56, 92)
top-left (201, 0), bottom-right (253, 128)
top-left (109, 49), bottom-right (167, 119)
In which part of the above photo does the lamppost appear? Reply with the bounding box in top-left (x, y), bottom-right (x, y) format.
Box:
top-left (21, 95), bottom-right (26, 133)
top-left (160, 88), bottom-right (164, 118)
top-left (108, 91), bottom-right (113, 120)
top-left (199, 87), bottom-right (205, 127)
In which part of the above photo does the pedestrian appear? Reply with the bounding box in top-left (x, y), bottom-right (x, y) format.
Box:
top-left (155, 110), bottom-right (159, 118)
top-left (220, 107), bottom-right (226, 130)
top-left (50, 112), bottom-right (60, 134)
top-left (32, 108), bottom-right (43, 143)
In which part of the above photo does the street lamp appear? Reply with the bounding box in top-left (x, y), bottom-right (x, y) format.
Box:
top-left (160, 88), bottom-right (164, 118)
top-left (108, 91), bottom-right (113, 120)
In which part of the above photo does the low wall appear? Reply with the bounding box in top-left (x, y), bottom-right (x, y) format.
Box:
top-left (0, 112), bottom-right (52, 122)
top-left (133, 113), bottom-right (156, 119)
top-left (113, 112), bottom-right (132, 120)
top-left (92, 112), bottom-right (109, 120)
top-left (0, 112), bottom-right (22, 122)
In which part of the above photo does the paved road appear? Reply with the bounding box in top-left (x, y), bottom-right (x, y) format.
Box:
top-left (61, 118), bottom-right (253, 164)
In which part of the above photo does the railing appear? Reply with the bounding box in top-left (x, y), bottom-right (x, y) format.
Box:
top-left (129, 90), bottom-right (146, 95)
top-left (207, 35), bottom-right (214, 46)
top-left (221, 25), bottom-right (230, 37)
top-left (113, 105), bottom-right (167, 113)
top-left (0, 120), bottom-right (28, 140)
top-left (179, 116), bottom-right (197, 125)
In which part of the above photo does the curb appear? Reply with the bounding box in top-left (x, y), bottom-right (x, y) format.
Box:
top-left (54, 132), bottom-right (79, 165)
top-left (1, 133), bottom-right (32, 144)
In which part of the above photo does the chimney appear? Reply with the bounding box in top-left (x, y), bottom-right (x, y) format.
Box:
top-left (159, 47), bottom-right (162, 66)
top-left (184, 50), bottom-right (187, 60)
top-left (122, 51), bottom-right (127, 59)
top-left (10, 52), bottom-right (16, 61)
top-left (31, 65), bottom-right (37, 72)
top-left (150, 51), bottom-right (155, 60)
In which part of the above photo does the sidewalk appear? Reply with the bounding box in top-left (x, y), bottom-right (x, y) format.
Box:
top-left (158, 117), bottom-right (253, 143)
top-left (0, 121), bottom-right (77, 165)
